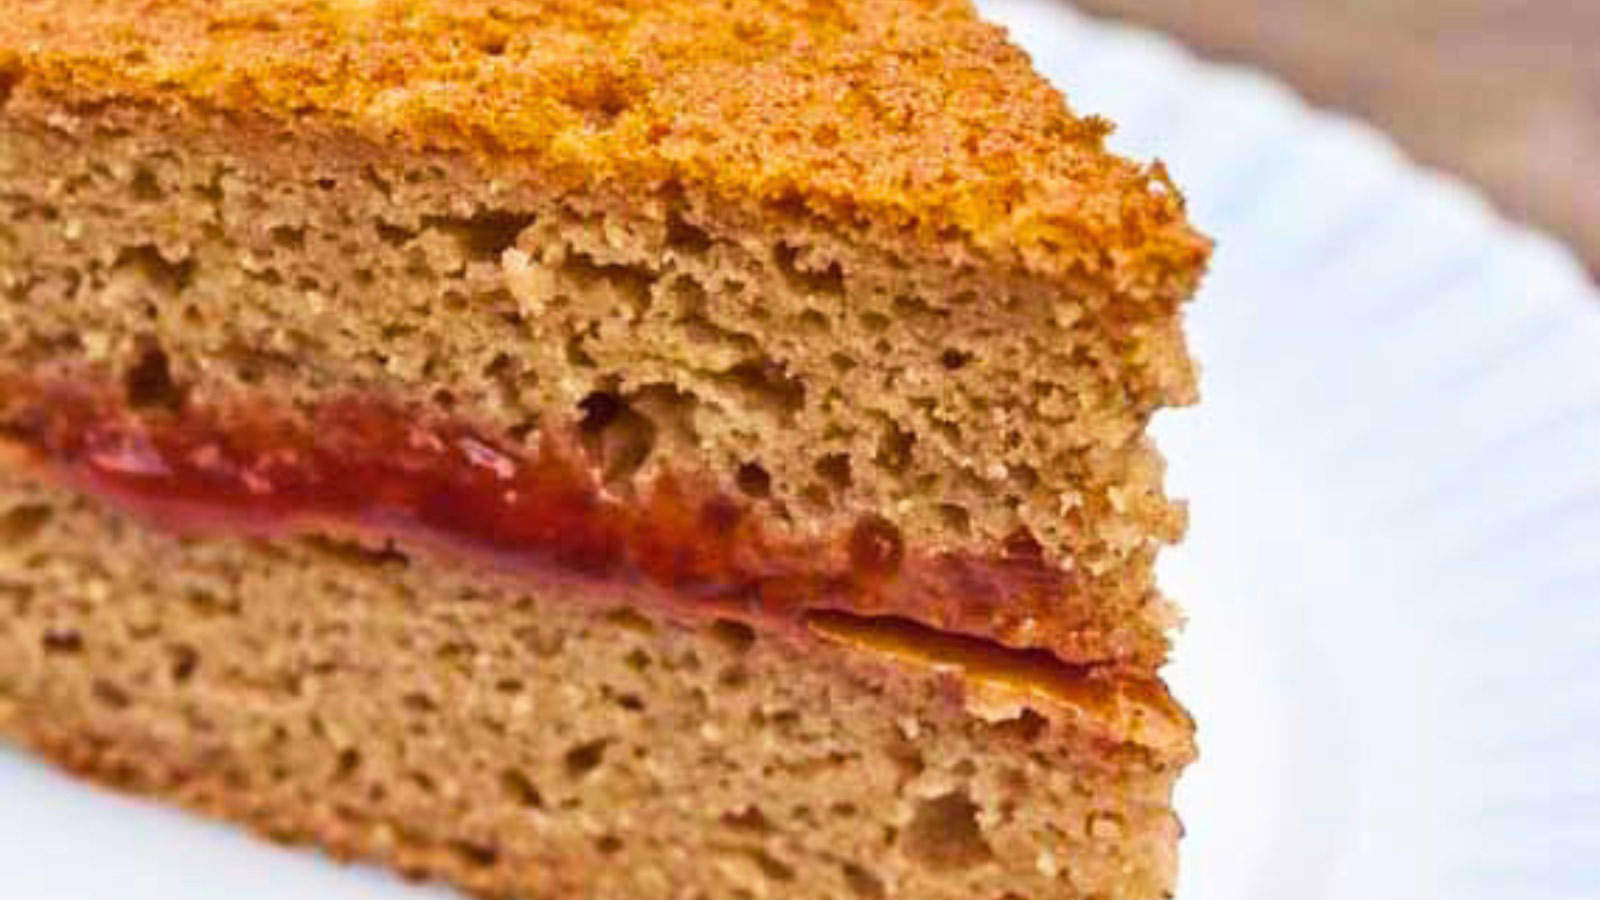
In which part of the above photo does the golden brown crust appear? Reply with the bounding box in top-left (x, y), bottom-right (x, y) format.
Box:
top-left (0, 0), bottom-right (1209, 297)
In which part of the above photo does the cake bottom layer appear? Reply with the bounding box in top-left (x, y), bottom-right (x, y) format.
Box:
top-left (0, 471), bottom-right (1186, 900)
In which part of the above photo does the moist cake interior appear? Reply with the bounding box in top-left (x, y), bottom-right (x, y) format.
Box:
top-left (0, 1), bottom-right (1209, 898)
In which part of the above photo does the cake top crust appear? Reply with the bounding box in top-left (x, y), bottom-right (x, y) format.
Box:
top-left (2, 0), bottom-right (1208, 297)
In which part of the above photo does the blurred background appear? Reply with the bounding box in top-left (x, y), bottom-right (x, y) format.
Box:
top-left (1072, 0), bottom-right (1599, 281)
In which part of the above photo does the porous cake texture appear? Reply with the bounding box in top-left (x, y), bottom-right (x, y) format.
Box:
top-left (0, 1), bottom-right (1210, 898)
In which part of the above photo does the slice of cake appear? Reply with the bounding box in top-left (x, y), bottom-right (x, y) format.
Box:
top-left (0, 1), bottom-right (1209, 898)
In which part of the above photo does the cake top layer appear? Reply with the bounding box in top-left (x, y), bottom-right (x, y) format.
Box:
top-left (2, 0), bottom-right (1208, 298)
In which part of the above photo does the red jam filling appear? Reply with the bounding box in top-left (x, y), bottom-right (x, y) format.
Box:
top-left (0, 378), bottom-right (1115, 667)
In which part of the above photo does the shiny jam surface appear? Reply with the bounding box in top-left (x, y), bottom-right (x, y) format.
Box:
top-left (0, 378), bottom-right (1182, 729)
top-left (806, 610), bottom-right (1188, 742)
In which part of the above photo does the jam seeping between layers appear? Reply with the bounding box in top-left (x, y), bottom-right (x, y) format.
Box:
top-left (0, 375), bottom-right (1187, 735)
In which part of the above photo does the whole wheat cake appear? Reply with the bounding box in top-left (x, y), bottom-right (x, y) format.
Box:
top-left (0, 1), bottom-right (1210, 898)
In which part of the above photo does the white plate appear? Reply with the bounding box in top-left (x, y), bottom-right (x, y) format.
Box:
top-left (3, 2), bottom-right (1598, 898)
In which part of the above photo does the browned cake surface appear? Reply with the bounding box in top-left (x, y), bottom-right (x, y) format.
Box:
top-left (1, 0), bottom-right (1208, 291)
top-left (0, 1), bottom-right (1206, 897)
